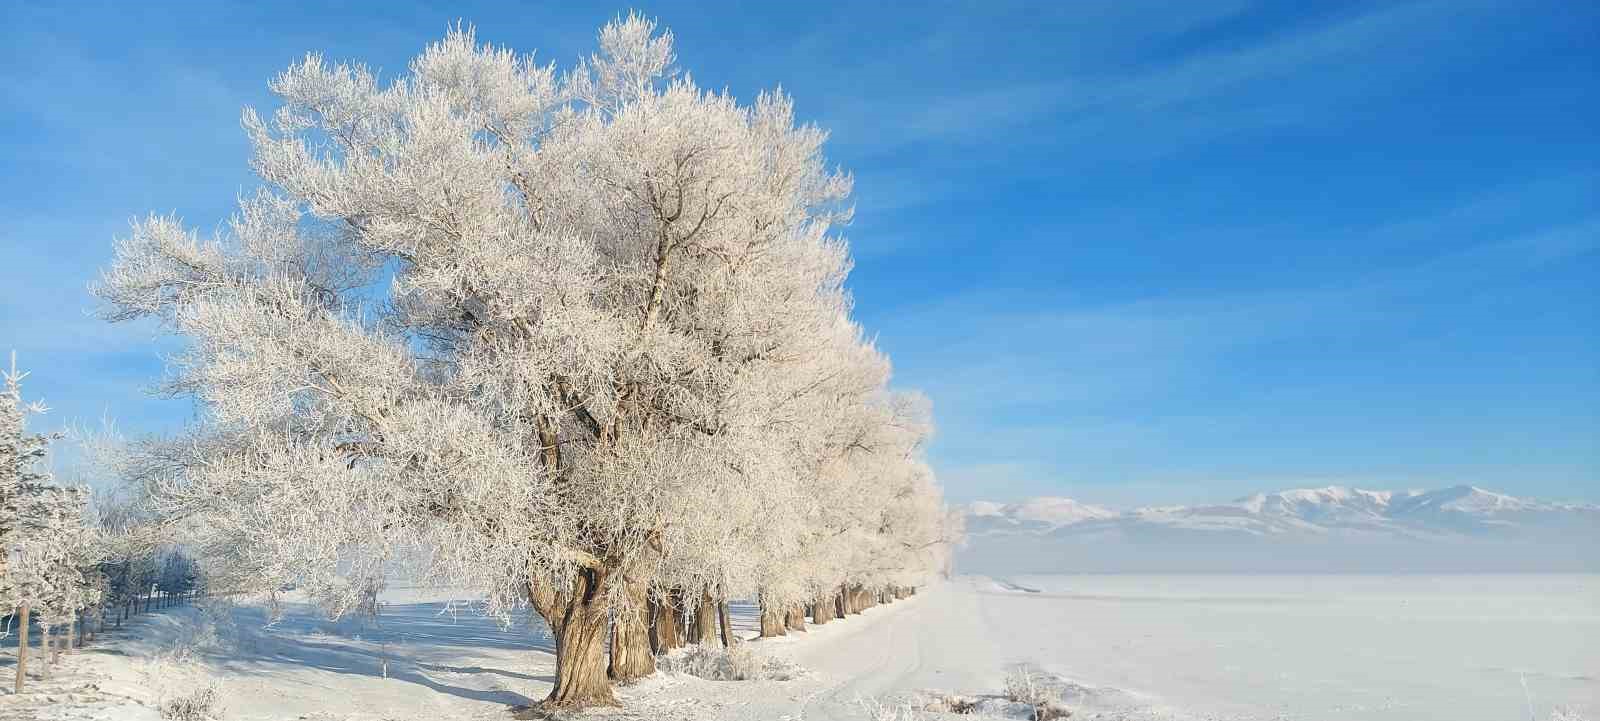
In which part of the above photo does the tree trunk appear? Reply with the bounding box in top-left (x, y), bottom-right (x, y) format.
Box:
top-left (68, 614), bottom-right (77, 652)
top-left (608, 576), bottom-right (655, 682)
top-left (43, 626), bottom-right (55, 667)
top-left (548, 600), bottom-right (613, 707)
top-left (529, 570), bottom-right (618, 708)
top-left (785, 606), bottom-right (807, 632)
top-left (14, 603), bottom-right (28, 693)
top-left (648, 591), bottom-right (683, 653)
top-left (717, 601), bottom-right (734, 648)
top-left (758, 592), bottom-right (786, 638)
top-left (689, 590), bottom-right (718, 646)
top-left (835, 586), bottom-right (848, 617)
top-left (811, 593), bottom-right (835, 624)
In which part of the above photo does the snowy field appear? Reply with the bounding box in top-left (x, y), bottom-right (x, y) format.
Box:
top-left (972, 574), bottom-right (1600, 721)
top-left (4, 576), bottom-right (1595, 720)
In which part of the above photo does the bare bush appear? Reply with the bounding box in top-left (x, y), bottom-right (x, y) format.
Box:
top-left (159, 683), bottom-right (223, 720)
top-left (1004, 665), bottom-right (1070, 720)
top-left (855, 696), bottom-right (925, 721)
top-left (1004, 665), bottom-right (1048, 706)
top-left (656, 644), bottom-right (799, 681)
top-left (916, 691), bottom-right (981, 714)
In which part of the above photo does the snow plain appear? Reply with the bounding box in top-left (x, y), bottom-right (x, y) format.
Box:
top-left (973, 574), bottom-right (1599, 720)
top-left (5, 575), bottom-right (1596, 720)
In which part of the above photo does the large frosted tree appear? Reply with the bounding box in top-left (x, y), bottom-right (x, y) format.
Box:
top-left (90, 15), bottom-right (947, 709)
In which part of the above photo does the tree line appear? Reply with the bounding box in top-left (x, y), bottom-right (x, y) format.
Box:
top-left (10, 14), bottom-right (959, 710)
top-left (2, 360), bottom-right (201, 693)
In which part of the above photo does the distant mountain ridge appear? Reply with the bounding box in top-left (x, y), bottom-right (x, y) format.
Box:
top-left (958, 485), bottom-right (1600, 573)
top-left (966, 484), bottom-right (1598, 538)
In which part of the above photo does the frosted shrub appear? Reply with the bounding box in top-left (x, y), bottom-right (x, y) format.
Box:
top-left (914, 691), bottom-right (980, 714)
top-left (1004, 665), bottom-right (1048, 706)
top-left (656, 644), bottom-right (798, 681)
top-left (1004, 665), bottom-right (1070, 721)
top-left (159, 683), bottom-right (223, 720)
top-left (855, 696), bottom-right (924, 721)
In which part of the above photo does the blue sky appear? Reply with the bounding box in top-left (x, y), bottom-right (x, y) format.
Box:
top-left (1, 1), bottom-right (1595, 507)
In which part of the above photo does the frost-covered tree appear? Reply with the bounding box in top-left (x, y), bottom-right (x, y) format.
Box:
top-left (91, 15), bottom-right (897, 708)
top-left (93, 494), bottom-right (148, 624)
top-left (0, 359), bottom-right (106, 686)
top-left (1, 356), bottom-right (57, 610)
top-left (0, 357), bottom-right (58, 692)
top-left (93, 13), bottom-right (961, 708)
top-left (28, 486), bottom-right (100, 662)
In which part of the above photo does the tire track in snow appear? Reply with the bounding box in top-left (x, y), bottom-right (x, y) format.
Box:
top-left (782, 579), bottom-right (1005, 719)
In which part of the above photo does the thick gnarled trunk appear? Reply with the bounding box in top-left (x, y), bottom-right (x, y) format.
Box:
top-left (847, 584), bottom-right (869, 613)
top-left (529, 570), bottom-right (618, 708)
top-left (758, 592), bottom-right (786, 638)
top-left (812, 593), bottom-right (836, 624)
top-left (648, 589), bottom-right (683, 653)
top-left (689, 590), bottom-right (719, 645)
top-left (608, 576), bottom-right (655, 682)
top-left (548, 600), bottom-right (612, 706)
top-left (785, 606), bottom-right (807, 632)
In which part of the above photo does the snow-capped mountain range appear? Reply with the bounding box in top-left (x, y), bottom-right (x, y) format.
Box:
top-left (959, 485), bottom-right (1600, 572)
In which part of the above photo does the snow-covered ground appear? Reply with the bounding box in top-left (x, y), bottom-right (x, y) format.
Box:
top-left (964, 574), bottom-right (1599, 720)
top-left (5, 575), bottom-right (1596, 720)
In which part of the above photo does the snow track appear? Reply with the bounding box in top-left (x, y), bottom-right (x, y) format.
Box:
top-left (623, 579), bottom-right (1016, 720)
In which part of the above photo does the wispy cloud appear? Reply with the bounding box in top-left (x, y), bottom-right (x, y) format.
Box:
top-left (821, 0), bottom-right (1512, 216)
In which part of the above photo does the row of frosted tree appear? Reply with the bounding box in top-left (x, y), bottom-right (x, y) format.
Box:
top-left (1, 363), bottom-right (200, 692)
top-left (85, 15), bottom-right (955, 709)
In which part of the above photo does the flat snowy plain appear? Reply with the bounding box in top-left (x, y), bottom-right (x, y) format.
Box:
top-left (4, 575), bottom-right (1595, 720)
top-left (971, 574), bottom-right (1599, 720)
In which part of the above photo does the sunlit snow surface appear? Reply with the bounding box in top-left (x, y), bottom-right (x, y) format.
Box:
top-left (11, 577), bottom-right (1596, 720)
top-left (974, 574), bottom-right (1599, 721)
